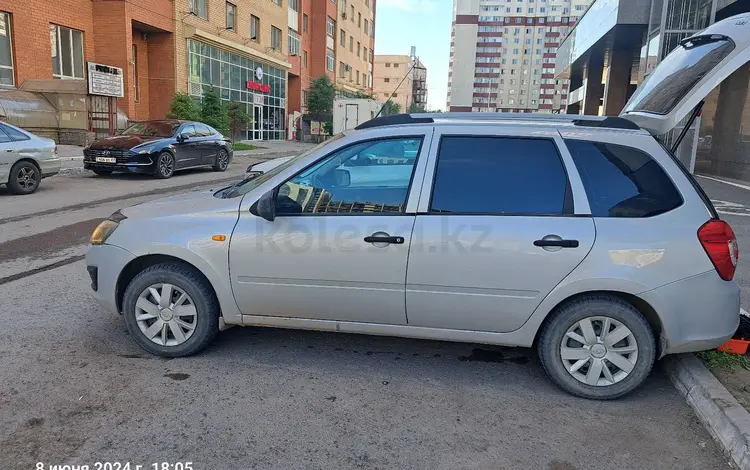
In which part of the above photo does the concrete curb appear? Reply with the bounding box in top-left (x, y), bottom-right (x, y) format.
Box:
top-left (664, 354), bottom-right (750, 469)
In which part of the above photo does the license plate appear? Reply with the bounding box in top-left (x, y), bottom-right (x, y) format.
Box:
top-left (96, 157), bottom-right (116, 163)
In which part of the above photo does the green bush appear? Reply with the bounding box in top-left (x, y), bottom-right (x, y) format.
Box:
top-left (227, 101), bottom-right (251, 142)
top-left (166, 92), bottom-right (200, 121)
top-left (200, 86), bottom-right (228, 132)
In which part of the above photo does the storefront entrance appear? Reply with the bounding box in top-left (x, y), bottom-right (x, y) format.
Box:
top-left (252, 105), bottom-right (262, 141)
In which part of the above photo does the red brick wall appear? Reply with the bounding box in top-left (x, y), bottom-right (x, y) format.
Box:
top-left (132, 33), bottom-right (149, 121)
top-left (92, 0), bottom-right (132, 116)
top-left (147, 32), bottom-right (175, 120)
top-left (0, 0), bottom-right (95, 85)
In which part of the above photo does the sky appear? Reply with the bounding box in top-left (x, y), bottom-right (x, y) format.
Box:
top-left (374, 0), bottom-right (453, 111)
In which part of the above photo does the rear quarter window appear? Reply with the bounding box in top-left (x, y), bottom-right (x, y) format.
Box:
top-left (565, 140), bottom-right (683, 218)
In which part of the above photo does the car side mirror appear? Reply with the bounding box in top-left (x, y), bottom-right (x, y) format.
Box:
top-left (250, 189), bottom-right (276, 222)
top-left (179, 133), bottom-right (190, 142)
top-left (334, 168), bottom-right (351, 187)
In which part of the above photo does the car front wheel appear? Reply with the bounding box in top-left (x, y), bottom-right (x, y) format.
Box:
top-left (154, 151), bottom-right (175, 179)
top-left (537, 295), bottom-right (656, 400)
top-left (213, 149), bottom-right (229, 172)
top-left (122, 262), bottom-right (220, 357)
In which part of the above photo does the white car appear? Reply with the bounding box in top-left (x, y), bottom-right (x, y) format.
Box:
top-left (0, 121), bottom-right (60, 195)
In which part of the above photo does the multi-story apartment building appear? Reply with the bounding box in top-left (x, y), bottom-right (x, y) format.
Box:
top-left (447, 0), bottom-right (591, 113)
top-left (372, 55), bottom-right (427, 112)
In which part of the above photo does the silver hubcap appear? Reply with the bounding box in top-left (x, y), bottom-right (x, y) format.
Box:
top-left (218, 151), bottom-right (228, 169)
top-left (159, 155), bottom-right (173, 176)
top-left (135, 283), bottom-right (197, 346)
top-left (560, 316), bottom-right (638, 387)
top-left (16, 167), bottom-right (37, 190)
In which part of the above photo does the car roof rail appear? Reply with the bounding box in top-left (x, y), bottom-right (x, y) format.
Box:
top-left (355, 113), bottom-right (641, 131)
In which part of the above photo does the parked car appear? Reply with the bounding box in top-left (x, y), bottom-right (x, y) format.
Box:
top-left (86, 14), bottom-right (747, 399)
top-left (83, 120), bottom-right (233, 179)
top-left (0, 121), bottom-right (59, 195)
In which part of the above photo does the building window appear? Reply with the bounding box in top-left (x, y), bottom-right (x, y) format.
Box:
top-left (363, 73), bottom-right (367, 87)
top-left (392, 93), bottom-right (398, 98)
top-left (288, 29), bottom-right (300, 55)
top-left (358, 12), bottom-right (362, 27)
top-left (132, 44), bottom-right (139, 102)
top-left (302, 89), bottom-right (308, 109)
top-left (289, 0), bottom-right (299, 11)
top-left (303, 50), bottom-right (307, 68)
top-left (364, 19), bottom-right (369, 34)
top-left (393, 63), bottom-right (399, 68)
top-left (348, 66), bottom-right (352, 81)
top-left (327, 17), bottom-right (335, 37)
top-left (384, 77), bottom-right (390, 82)
top-left (356, 70), bottom-right (360, 84)
top-left (385, 63), bottom-right (390, 67)
top-left (250, 16), bottom-right (260, 41)
top-left (272, 0), bottom-right (281, 6)
top-left (365, 0), bottom-right (369, 6)
top-left (349, 36), bottom-right (353, 52)
top-left (351, 6), bottom-right (355, 20)
top-left (50, 24), bottom-right (84, 79)
top-left (0, 13), bottom-right (14, 86)
top-left (357, 42), bottom-right (360, 57)
top-left (363, 47), bottom-right (368, 62)
top-left (189, 0), bottom-right (207, 19)
top-left (271, 26), bottom-right (282, 51)
top-left (303, 14), bottom-right (308, 32)
top-left (340, 29), bottom-right (346, 47)
top-left (339, 61), bottom-right (346, 78)
top-left (326, 48), bottom-right (335, 71)
top-left (226, 2), bottom-right (236, 31)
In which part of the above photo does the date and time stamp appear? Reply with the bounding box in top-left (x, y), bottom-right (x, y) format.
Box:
top-left (35, 463), bottom-right (194, 470)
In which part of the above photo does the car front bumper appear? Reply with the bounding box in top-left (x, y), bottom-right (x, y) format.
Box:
top-left (86, 243), bottom-right (136, 315)
top-left (83, 153), bottom-right (155, 173)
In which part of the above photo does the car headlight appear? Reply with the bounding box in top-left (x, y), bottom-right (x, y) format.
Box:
top-left (90, 210), bottom-right (127, 245)
top-left (135, 145), bottom-right (157, 154)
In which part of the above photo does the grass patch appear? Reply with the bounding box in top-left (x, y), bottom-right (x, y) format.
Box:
top-left (232, 142), bottom-right (263, 151)
top-left (697, 350), bottom-right (750, 372)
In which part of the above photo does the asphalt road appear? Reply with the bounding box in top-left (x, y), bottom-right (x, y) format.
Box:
top-left (0, 164), bottom-right (739, 470)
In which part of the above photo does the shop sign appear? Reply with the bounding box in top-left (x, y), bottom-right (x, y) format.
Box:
top-left (247, 81), bottom-right (271, 93)
top-left (253, 94), bottom-right (264, 105)
top-left (87, 62), bottom-right (124, 97)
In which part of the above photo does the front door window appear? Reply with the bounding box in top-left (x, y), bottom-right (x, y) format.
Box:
top-left (275, 137), bottom-right (423, 215)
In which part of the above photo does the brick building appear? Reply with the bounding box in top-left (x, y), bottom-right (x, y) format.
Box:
top-left (0, 0), bottom-right (375, 142)
top-left (373, 55), bottom-right (427, 112)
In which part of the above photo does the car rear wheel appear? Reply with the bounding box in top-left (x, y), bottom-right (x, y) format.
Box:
top-left (213, 149), bottom-right (229, 172)
top-left (537, 295), bottom-right (656, 400)
top-left (154, 151), bottom-right (175, 179)
top-left (92, 169), bottom-right (113, 176)
top-left (8, 161), bottom-right (40, 195)
top-left (122, 262), bottom-right (220, 357)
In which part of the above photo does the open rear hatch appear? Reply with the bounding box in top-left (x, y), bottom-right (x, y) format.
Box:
top-left (620, 13), bottom-right (750, 136)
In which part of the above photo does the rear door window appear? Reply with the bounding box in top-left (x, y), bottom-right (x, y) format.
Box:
top-left (195, 124), bottom-right (212, 137)
top-left (565, 140), bottom-right (683, 217)
top-left (0, 124), bottom-right (29, 141)
top-left (430, 136), bottom-right (569, 215)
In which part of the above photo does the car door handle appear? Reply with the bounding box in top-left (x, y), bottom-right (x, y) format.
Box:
top-left (364, 235), bottom-right (405, 244)
top-left (5, 149), bottom-right (13, 152)
top-left (534, 239), bottom-right (579, 248)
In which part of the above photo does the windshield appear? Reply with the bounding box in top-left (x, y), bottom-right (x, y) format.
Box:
top-left (121, 121), bottom-right (180, 137)
top-left (223, 134), bottom-right (346, 198)
top-left (623, 35), bottom-right (735, 116)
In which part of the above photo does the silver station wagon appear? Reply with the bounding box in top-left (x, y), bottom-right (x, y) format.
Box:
top-left (86, 14), bottom-right (750, 399)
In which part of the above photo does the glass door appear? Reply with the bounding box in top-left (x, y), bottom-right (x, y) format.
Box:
top-left (253, 105), bottom-right (262, 140)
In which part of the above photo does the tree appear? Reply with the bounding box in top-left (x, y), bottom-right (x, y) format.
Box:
top-left (166, 92), bottom-right (200, 121)
top-left (380, 101), bottom-right (401, 116)
top-left (200, 86), bottom-right (228, 132)
top-left (227, 101), bottom-right (250, 142)
top-left (308, 75), bottom-right (336, 117)
top-left (408, 103), bottom-right (426, 113)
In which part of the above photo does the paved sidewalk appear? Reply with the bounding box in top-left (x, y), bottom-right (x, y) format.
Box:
top-left (235, 140), bottom-right (316, 156)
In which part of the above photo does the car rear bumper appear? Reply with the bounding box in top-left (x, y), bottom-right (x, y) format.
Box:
top-left (639, 270), bottom-right (740, 355)
top-left (39, 157), bottom-right (60, 178)
top-left (85, 243), bottom-right (136, 315)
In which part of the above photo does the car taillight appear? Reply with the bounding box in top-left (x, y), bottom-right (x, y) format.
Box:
top-left (698, 220), bottom-right (739, 281)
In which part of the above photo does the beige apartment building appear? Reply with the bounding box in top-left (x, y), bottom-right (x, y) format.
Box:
top-left (447, 0), bottom-right (592, 113)
top-left (334, 0), bottom-right (376, 95)
top-left (373, 55), bottom-right (427, 112)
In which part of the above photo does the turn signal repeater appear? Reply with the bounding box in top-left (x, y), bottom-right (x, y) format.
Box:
top-left (212, 234), bottom-right (227, 242)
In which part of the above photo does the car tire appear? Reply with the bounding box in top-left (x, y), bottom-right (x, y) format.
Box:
top-left (537, 294), bottom-right (656, 400)
top-left (8, 160), bottom-right (40, 195)
top-left (92, 169), bottom-right (113, 176)
top-left (122, 262), bottom-right (220, 357)
top-left (213, 149), bottom-right (229, 172)
top-left (154, 151), bottom-right (175, 179)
